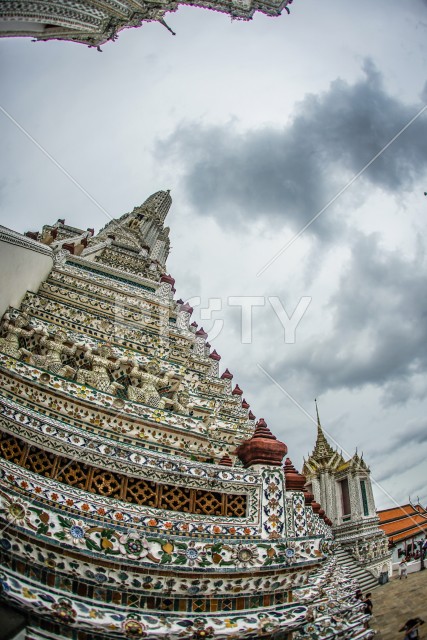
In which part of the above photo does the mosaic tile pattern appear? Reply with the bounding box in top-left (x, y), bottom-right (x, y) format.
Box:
top-left (0, 194), bottom-right (372, 639)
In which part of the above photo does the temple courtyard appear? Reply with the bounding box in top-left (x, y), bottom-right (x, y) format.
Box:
top-left (371, 568), bottom-right (427, 639)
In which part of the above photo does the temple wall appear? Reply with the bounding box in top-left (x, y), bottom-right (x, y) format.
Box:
top-left (0, 226), bottom-right (53, 317)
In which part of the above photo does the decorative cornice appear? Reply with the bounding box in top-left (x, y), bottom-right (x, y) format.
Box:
top-left (0, 394), bottom-right (257, 489)
top-left (0, 225), bottom-right (53, 258)
top-left (67, 255), bottom-right (159, 291)
top-left (0, 0), bottom-right (296, 48)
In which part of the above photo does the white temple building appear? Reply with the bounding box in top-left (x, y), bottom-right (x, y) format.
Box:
top-left (303, 403), bottom-right (392, 587)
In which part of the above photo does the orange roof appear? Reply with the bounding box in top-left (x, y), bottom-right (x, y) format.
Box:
top-left (377, 504), bottom-right (422, 523)
top-left (388, 525), bottom-right (427, 544)
top-left (377, 503), bottom-right (427, 542)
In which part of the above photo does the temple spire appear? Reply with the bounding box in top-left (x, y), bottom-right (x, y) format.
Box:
top-left (310, 399), bottom-right (335, 464)
top-left (89, 190), bottom-right (173, 279)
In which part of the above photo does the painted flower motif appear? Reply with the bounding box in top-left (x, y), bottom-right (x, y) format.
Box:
top-left (66, 520), bottom-right (87, 545)
top-left (192, 627), bottom-right (215, 638)
top-left (118, 532), bottom-right (149, 560)
top-left (268, 531), bottom-right (280, 540)
top-left (231, 544), bottom-right (261, 568)
top-left (4, 499), bottom-right (29, 526)
top-left (122, 615), bottom-right (146, 637)
top-left (81, 503), bottom-right (90, 512)
top-left (52, 598), bottom-right (77, 624)
top-left (148, 518), bottom-right (157, 527)
top-left (177, 541), bottom-right (207, 567)
top-left (97, 507), bottom-right (106, 516)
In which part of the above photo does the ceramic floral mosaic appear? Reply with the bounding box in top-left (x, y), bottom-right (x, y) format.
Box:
top-left (0, 193), bottom-right (374, 639)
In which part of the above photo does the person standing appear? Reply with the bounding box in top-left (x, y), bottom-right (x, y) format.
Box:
top-left (364, 593), bottom-right (373, 616)
top-left (399, 559), bottom-right (408, 579)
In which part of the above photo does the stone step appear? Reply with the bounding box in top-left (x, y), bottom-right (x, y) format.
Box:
top-left (335, 544), bottom-right (379, 592)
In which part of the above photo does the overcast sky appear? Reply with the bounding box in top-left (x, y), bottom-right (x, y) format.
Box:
top-left (1, 0), bottom-right (427, 510)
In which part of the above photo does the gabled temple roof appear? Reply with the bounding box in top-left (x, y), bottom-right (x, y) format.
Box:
top-left (378, 503), bottom-right (427, 543)
top-left (303, 402), bottom-right (370, 477)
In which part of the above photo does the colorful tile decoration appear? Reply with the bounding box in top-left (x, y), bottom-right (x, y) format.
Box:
top-left (0, 193), bottom-right (374, 639)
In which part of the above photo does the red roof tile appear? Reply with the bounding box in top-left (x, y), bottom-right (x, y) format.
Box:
top-left (377, 503), bottom-right (427, 542)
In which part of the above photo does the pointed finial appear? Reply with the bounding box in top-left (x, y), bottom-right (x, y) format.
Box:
top-left (158, 18), bottom-right (176, 35)
top-left (309, 402), bottom-right (336, 464)
top-left (315, 398), bottom-right (321, 426)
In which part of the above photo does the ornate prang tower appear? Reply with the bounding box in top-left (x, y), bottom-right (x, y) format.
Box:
top-left (303, 402), bottom-right (392, 587)
top-left (0, 0), bottom-right (296, 47)
top-left (0, 192), bottom-right (374, 640)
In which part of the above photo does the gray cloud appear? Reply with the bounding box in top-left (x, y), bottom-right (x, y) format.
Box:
top-left (273, 232), bottom-right (427, 402)
top-left (158, 61), bottom-right (427, 237)
top-left (390, 419), bottom-right (427, 449)
top-left (369, 419), bottom-right (427, 463)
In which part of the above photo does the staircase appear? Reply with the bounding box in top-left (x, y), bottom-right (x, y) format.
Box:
top-left (335, 544), bottom-right (380, 592)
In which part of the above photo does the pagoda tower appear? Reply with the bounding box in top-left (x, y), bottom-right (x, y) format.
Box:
top-left (0, 0), bottom-right (295, 48)
top-left (0, 193), bottom-right (374, 639)
top-left (303, 402), bottom-right (392, 584)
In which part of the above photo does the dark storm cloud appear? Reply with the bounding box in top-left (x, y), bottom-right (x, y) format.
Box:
top-left (273, 232), bottom-right (427, 402)
top-left (389, 419), bottom-right (427, 449)
top-left (369, 420), bottom-right (427, 462)
top-left (158, 61), bottom-right (427, 236)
